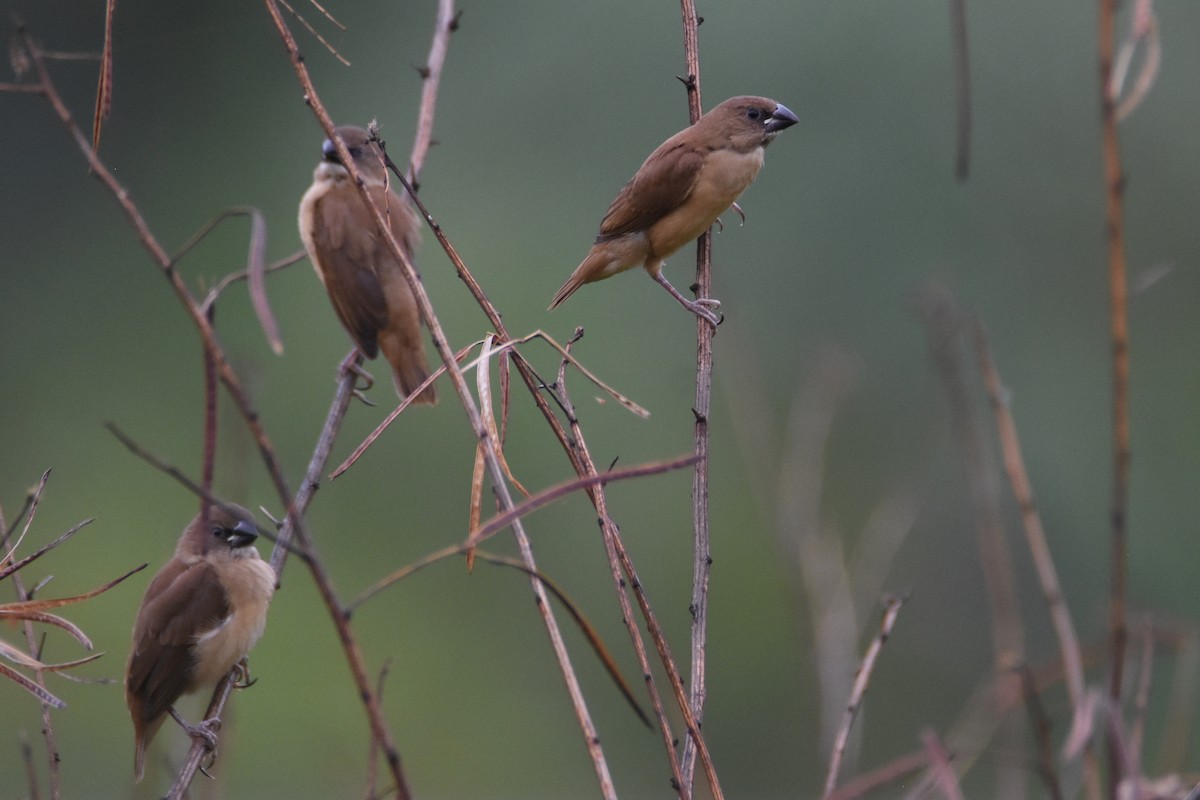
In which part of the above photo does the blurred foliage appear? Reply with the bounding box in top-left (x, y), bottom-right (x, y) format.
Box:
top-left (2, 0), bottom-right (1200, 797)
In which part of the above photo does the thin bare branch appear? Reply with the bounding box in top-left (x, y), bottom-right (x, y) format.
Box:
top-left (920, 729), bottom-right (964, 800)
top-left (106, 423), bottom-right (225, 509)
top-left (825, 751), bottom-right (928, 800)
top-left (676, 2), bottom-right (716, 788)
top-left (1018, 665), bottom-right (1064, 800)
top-left (407, 0), bottom-right (458, 186)
top-left (1127, 619), bottom-right (1155, 781)
top-left (948, 0), bottom-right (971, 178)
top-left (973, 319), bottom-right (1101, 799)
top-left (277, 0), bottom-right (350, 65)
top-left (972, 324), bottom-right (1085, 698)
top-left (305, 0), bottom-right (345, 30)
top-left (823, 595), bottom-right (905, 798)
top-left (1100, 1), bottom-right (1133, 787)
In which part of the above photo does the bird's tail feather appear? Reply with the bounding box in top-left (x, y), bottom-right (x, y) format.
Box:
top-left (382, 339), bottom-right (437, 405)
top-left (548, 272), bottom-right (586, 310)
top-left (134, 741), bottom-right (146, 783)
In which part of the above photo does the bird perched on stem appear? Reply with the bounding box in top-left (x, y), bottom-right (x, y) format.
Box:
top-left (126, 503), bottom-right (275, 782)
top-left (299, 125), bottom-right (437, 403)
top-left (550, 95), bottom-right (798, 326)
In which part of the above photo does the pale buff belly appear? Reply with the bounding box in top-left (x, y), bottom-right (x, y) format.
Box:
top-left (189, 558), bottom-right (276, 690)
top-left (646, 147), bottom-right (764, 260)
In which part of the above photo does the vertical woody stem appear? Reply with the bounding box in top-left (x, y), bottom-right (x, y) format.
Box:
top-left (678, 0), bottom-right (711, 790)
top-left (1099, 0), bottom-right (1131, 789)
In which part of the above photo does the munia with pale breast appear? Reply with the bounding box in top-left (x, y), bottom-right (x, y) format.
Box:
top-left (299, 125), bottom-right (437, 403)
top-left (126, 504), bottom-right (275, 782)
top-left (550, 96), bottom-right (799, 325)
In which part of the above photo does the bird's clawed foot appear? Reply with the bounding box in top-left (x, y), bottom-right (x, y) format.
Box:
top-left (232, 658), bottom-right (257, 689)
top-left (684, 297), bottom-right (724, 328)
top-left (338, 350), bottom-right (374, 388)
top-left (712, 204), bottom-right (745, 234)
top-left (169, 707), bottom-right (222, 754)
top-left (338, 351), bottom-right (377, 405)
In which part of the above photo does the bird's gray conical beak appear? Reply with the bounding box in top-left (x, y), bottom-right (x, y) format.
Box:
top-left (765, 103), bottom-right (799, 133)
top-left (228, 520), bottom-right (260, 549)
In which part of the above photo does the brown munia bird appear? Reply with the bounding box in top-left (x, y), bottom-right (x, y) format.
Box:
top-left (126, 504), bottom-right (275, 782)
top-left (550, 96), bottom-right (799, 325)
top-left (299, 125), bottom-right (437, 403)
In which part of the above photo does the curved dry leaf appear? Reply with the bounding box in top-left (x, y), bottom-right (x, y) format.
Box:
top-left (2, 563), bottom-right (145, 614)
top-left (0, 661), bottom-right (66, 708)
top-left (91, 0), bottom-right (115, 152)
top-left (0, 609), bottom-right (92, 649)
top-left (243, 207), bottom-right (284, 354)
top-left (0, 639), bottom-right (103, 672)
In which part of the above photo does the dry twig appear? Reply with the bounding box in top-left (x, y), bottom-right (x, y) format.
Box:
top-left (1100, 0), bottom-right (1133, 783)
top-left (973, 319), bottom-right (1102, 799)
top-left (676, 1), bottom-right (716, 789)
top-left (822, 595), bottom-right (904, 798)
top-left (1018, 665), bottom-right (1064, 800)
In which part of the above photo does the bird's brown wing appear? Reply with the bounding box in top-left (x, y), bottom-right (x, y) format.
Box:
top-left (127, 561), bottom-right (231, 724)
top-left (596, 139), bottom-right (705, 241)
top-left (311, 187), bottom-right (391, 358)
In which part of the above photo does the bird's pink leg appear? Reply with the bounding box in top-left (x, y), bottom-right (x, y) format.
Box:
top-left (650, 271), bottom-right (723, 327)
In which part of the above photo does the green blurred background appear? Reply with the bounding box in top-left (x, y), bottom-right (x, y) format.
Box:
top-left (2, 0), bottom-right (1199, 797)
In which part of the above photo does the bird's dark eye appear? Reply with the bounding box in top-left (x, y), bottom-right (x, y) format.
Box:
top-left (746, 108), bottom-right (762, 121)
top-left (211, 526), bottom-right (225, 538)
top-left (348, 146), bottom-right (363, 159)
